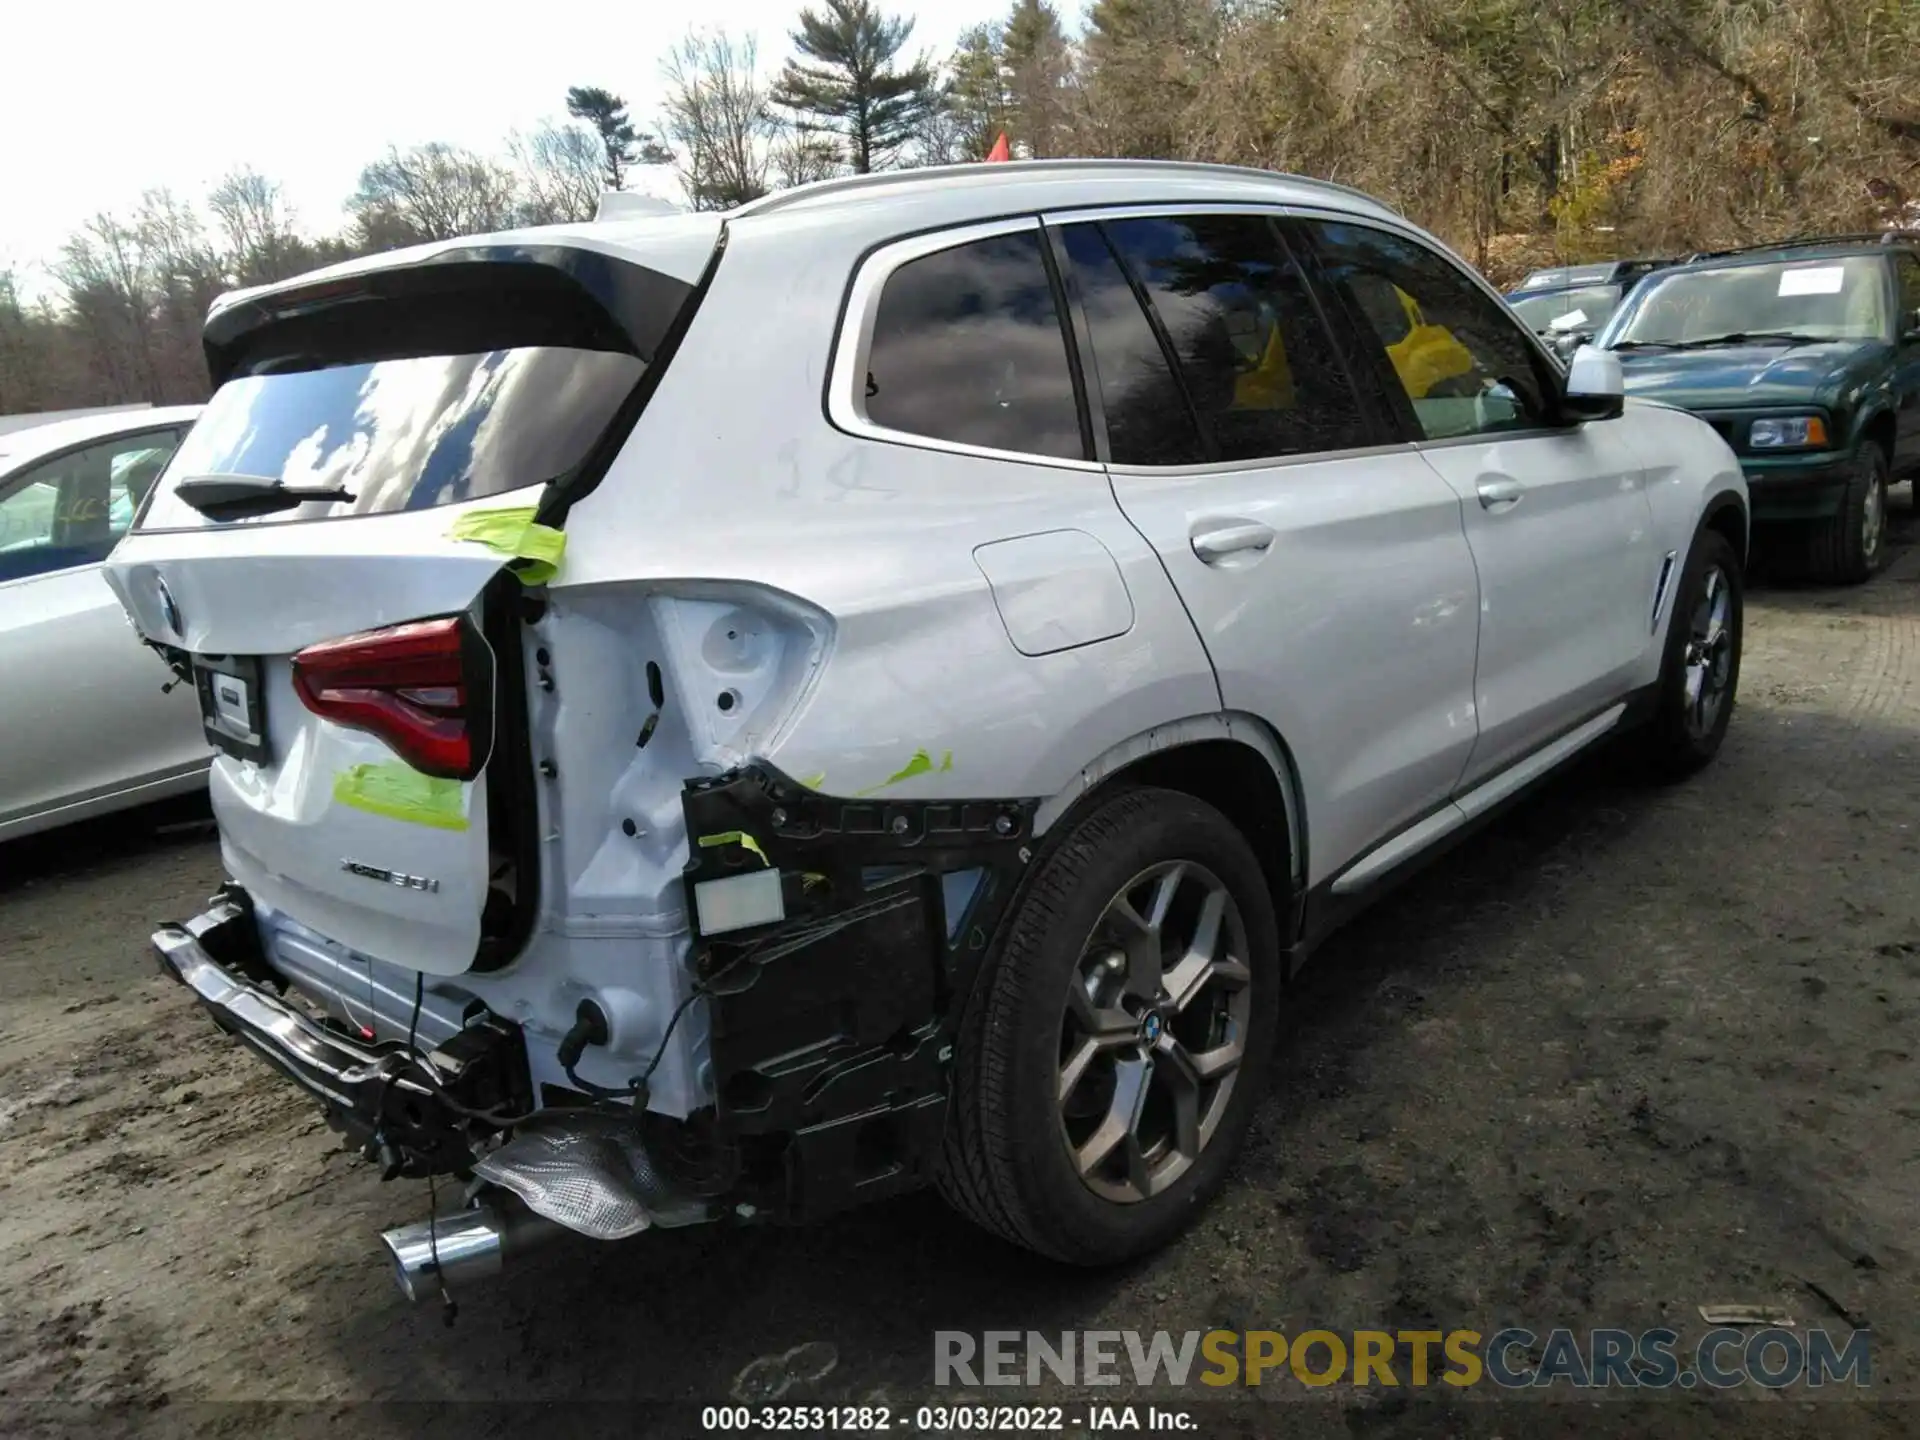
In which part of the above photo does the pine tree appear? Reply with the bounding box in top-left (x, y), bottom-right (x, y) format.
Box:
top-left (947, 23), bottom-right (1012, 161)
top-left (565, 86), bottom-right (671, 190)
top-left (773, 0), bottom-right (937, 173)
top-left (1001, 0), bottom-right (1072, 158)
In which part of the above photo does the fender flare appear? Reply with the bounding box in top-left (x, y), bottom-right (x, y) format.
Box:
top-left (1034, 710), bottom-right (1307, 892)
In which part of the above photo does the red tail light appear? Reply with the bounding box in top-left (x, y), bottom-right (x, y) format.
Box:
top-left (291, 616), bottom-right (492, 780)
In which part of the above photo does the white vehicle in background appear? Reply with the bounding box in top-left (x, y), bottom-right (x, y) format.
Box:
top-left (106, 162), bottom-right (1746, 1304)
top-left (0, 406), bottom-right (208, 841)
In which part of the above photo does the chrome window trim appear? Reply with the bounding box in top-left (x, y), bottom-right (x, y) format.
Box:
top-left (1104, 440), bottom-right (1417, 481)
top-left (826, 214), bottom-right (1106, 473)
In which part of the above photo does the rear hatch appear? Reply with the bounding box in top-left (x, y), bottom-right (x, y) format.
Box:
top-left (104, 226), bottom-right (719, 976)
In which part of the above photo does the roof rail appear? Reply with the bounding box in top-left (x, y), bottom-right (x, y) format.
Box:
top-left (729, 158), bottom-right (1392, 220)
top-left (1684, 229), bottom-right (1920, 263)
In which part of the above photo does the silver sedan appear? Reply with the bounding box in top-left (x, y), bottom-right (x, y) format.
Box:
top-left (0, 406), bottom-right (209, 841)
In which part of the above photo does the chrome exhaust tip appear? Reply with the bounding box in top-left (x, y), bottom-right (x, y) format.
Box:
top-left (381, 1198), bottom-right (557, 1304)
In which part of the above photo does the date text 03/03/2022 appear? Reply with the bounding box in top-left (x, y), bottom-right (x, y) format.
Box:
top-left (701, 1404), bottom-right (1197, 1431)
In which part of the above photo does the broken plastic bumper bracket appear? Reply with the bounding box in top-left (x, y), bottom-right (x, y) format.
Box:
top-left (150, 890), bottom-right (527, 1177)
top-left (680, 762), bottom-right (1040, 1223)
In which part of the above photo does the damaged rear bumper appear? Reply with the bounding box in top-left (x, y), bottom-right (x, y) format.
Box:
top-left (151, 890), bottom-right (528, 1177)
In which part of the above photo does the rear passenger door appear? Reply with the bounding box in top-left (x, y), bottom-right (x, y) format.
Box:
top-left (1300, 218), bottom-right (1661, 788)
top-left (1049, 209), bottom-right (1483, 889)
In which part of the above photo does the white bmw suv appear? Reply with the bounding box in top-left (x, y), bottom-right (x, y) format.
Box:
top-left (105, 161), bottom-right (1747, 1303)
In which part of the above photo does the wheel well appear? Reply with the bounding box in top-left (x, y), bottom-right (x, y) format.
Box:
top-left (1863, 410), bottom-right (1895, 465)
top-left (1105, 740), bottom-right (1296, 910)
top-left (1705, 496), bottom-right (1748, 570)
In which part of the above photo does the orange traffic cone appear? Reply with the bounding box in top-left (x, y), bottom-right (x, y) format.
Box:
top-left (986, 133), bottom-right (1011, 163)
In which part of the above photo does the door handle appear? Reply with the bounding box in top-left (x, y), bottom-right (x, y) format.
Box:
top-left (1477, 479), bottom-right (1524, 510)
top-left (1190, 521), bottom-right (1275, 564)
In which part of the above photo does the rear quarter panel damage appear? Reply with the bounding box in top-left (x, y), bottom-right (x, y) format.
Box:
top-left (533, 208), bottom-right (1240, 1212)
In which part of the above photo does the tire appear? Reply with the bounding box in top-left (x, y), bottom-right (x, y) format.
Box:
top-left (937, 786), bottom-right (1281, 1265)
top-left (1635, 527), bottom-right (1743, 780)
top-left (1801, 446), bottom-right (1889, 585)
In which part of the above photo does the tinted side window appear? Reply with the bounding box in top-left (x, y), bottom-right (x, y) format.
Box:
top-left (864, 229), bottom-right (1084, 461)
top-left (0, 429), bottom-right (183, 583)
top-left (1898, 254), bottom-right (1920, 329)
top-left (1059, 223), bottom-right (1205, 466)
top-left (1308, 221), bottom-right (1553, 441)
top-left (1101, 215), bottom-right (1373, 463)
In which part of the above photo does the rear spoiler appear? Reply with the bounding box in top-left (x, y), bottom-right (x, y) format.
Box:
top-left (201, 242), bottom-right (709, 387)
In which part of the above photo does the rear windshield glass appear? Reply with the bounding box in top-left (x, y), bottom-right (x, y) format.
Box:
top-left (137, 347), bottom-right (645, 530)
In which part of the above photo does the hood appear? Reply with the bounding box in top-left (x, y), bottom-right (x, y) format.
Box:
top-left (1616, 339), bottom-right (1888, 413)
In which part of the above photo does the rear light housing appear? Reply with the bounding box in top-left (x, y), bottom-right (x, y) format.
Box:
top-left (291, 616), bottom-right (494, 780)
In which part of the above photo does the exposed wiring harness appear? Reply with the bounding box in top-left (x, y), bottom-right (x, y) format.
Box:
top-left (555, 984), bottom-right (706, 1108)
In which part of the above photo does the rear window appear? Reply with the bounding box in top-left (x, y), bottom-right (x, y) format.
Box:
top-left (862, 229), bottom-right (1085, 462)
top-left (138, 347), bottom-right (646, 531)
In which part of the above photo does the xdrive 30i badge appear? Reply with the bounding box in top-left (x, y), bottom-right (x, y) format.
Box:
top-left (340, 859), bottom-right (440, 894)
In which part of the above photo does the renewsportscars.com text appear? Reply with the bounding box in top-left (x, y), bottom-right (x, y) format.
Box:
top-left (934, 1327), bottom-right (1871, 1391)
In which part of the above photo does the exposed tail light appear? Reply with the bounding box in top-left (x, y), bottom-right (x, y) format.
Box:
top-left (291, 616), bottom-right (493, 780)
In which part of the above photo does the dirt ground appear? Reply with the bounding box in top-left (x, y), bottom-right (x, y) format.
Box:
top-left (5, 507), bottom-right (1920, 1440)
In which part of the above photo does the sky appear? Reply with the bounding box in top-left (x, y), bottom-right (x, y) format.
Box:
top-left (0, 0), bottom-right (1002, 287)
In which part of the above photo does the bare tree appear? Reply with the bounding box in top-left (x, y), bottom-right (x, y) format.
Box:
top-left (208, 169), bottom-right (305, 285)
top-left (137, 190), bottom-right (226, 401)
top-left (660, 30), bottom-right (778, 210)
top-left (55, 214), bottom-right (159, 403)
top-left (346, 143), bottom-right (523, 249)
top-left (771, 121), bottom-right (844, 188)
top-left (513, 123), bottom-right (605, 224)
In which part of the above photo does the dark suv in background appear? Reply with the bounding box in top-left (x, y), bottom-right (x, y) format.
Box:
top-left (1505, 258), bottom-right (1674, 357)
top-left (1597, 233), bottom-right (1920, 583)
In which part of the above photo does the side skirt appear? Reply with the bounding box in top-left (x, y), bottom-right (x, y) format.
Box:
top-left (1297, 687), bottom-right (1657, 957)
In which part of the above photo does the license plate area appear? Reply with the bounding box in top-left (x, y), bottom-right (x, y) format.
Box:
top-left (194, 654), bottom-right (269, 763)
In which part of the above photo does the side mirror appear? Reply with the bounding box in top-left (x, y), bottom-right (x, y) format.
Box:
top-left (1561, 345), bottom-right (1625, 421)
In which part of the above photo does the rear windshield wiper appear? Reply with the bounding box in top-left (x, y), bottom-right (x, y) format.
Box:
top-left (174, 474), bottom-right (357, 519)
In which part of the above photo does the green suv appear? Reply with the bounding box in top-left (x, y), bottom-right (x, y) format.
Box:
top-left (1598, 233), bottom-right (1920, 582)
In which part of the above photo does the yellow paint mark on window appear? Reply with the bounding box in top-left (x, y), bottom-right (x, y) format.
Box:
top-left (447, 506), bottom-right (567, 585)
top-left (332, 763), bottom-right (470, 831)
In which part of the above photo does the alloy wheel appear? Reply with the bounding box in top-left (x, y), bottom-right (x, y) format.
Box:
top-left (1056, 860), bottom-right (1252, 1204)
top-left (1862, 472), bottom-right (1886, 566)
top-left (1682, 564), bottom-right (1735, 741)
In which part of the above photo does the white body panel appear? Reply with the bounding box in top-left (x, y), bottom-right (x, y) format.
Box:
top-left (1105, 449), bottom-right (1481, 887)
top-left (1419, 426), bottom-right (1660, 785)
top-left (104, 490), bottom-right (531, 976)
top-left (0, 407), bottom-right (208, 842)
top-left (212, 663), bottom-right (493, 979)
top-left (0, 563), bottom-right (208, 839)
